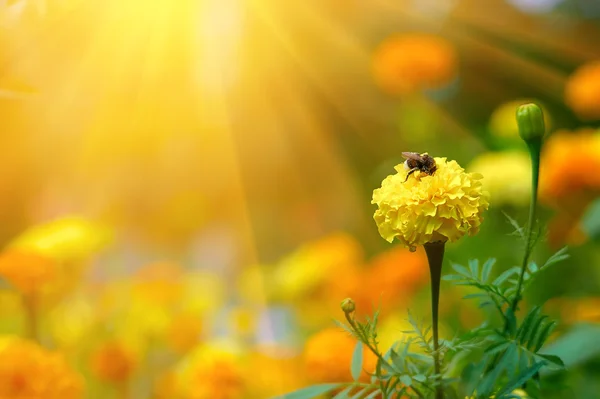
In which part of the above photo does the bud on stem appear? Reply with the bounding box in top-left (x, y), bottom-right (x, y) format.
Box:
top-left (340, 298), bottom-right (356, 314)
top-left (516, 103), bottom-right (545, 144)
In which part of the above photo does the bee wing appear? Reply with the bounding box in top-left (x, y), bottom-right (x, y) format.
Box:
top-left (401, 152), bottom-right (422, 161)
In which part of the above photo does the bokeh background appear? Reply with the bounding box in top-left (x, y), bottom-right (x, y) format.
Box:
top-left (1, 0), bottom-right (600, 398)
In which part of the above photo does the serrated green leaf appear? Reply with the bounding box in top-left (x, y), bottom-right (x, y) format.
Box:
top-left (533, 320), bottom-right (557, 352)
top-left (468, 259), bottom-right (480, 278)
top-left (493, 267), bottom-right (520, 287)
top-left (441, 274), bottom-right (464, 281)
top-left (536, 353), bottom-right (565, 368)
top-left (333, 320), bottom-right (355, 336)
top-left (485, 340), bottom-right (511, 356)
top-left (542, 246), bottom-right (569, 269)
top-left (496, 362), bottom-right (546, 397)
top-left (279, 384), bottom-right (343, 399)
top-left (389, 349), bottom-right (403, 372)
top-left (503, 211), bottom-right (525, 239)
top-left (525, 315), bottom-right (548, 350)
top-left (481, 258), bottom-right (496, 283)
top-left (351, 341), bottom-right (363, 381)
top-left (399, 374), bottom-right (412, 386)
top-left (517, 306), bottom-right (542, 343)
top-left (333, 386), bottom-right (353, 399)
top-left (451, 263), bottom-right (471, 277)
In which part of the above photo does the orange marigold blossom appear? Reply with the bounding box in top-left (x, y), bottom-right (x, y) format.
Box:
top-left (372, 33), bottom-right (457, 95)
top-left (565, 61), bottom-right (600, 120)
top-left (0, 336), bottom-right (83, 399)
top-left (303, 327), bottom-right (377, 383)
top-left (90, 340), bottom-right (137, 384)
top-left (0, 250), bottom-right (57, 295)
top-left (174, 344), bottom-right (245, 399)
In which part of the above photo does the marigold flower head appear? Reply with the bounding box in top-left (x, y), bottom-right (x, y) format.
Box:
top-left (372, 156), bottom-right (489, 249)
top-left (565, 61), bottom-right (600, 120)
top-left (166, 313), bottom-right (203, 354)
top-left (372, 33), bottom-right (457, 95)
top-left (0, 250), bottom-right (57, 295)
top-left (303, 327), bottom-right (376, 383)
top-left (0, 336), bottom-right (83, 399)
top-left (468, 151), bottom-right (531, 207)
top-left (90, 340), bottom-right (138, 384)
top-left (174, 342), bottom-right (245, 399)
top-left (539, 129), bottom-right (600, 202)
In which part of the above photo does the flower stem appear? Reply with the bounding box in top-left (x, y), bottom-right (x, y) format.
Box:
top-left (424, 241), bottom-right (445, 399)
top-left (510, 139), bottom-right (541, 315)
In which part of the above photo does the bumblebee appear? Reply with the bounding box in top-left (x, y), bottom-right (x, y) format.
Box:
top-left (402, 152), bottom-right (437, 182)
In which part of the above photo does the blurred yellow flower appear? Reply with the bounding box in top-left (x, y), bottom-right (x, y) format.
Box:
top-left (303, 327), bottom-right (376, 383)
top-left (47, 295), bottom-right (95, 348)
top-left (565, 61), bottom-right (600, 120)
top-left (271, 233), bottom-right (363, 301)
top-left (372, 33), bottom-right (457, 95)
top-left (8, 216), bottom-right (112, 261)
top-left (0, 250), bottom-right (57, 295)
top-left (489, 100), bottom-right (551, 139)
top-left (372, 157), bottom-right (489, 249)
top-left (132, 261), bottom-right (183, 306)
top-left (0, 336), bottom-right (83, 399)
top-left (174, 342), bottom-right (245, 399)
top-left (90, 340), bottom-right (138, 384)
top-left (245, 349), bottom-right (305, 398)
top-left (468, 151), bottom-right (531, 207)
top-left (166, 313), bottom-right (203, 354)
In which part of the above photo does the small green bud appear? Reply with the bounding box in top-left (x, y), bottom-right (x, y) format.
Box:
top-left (516, 103), bottom-right (545, 142)
top-left (340, 298), bottom-right (356, 314)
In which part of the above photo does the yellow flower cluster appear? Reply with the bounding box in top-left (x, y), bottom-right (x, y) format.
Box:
top-left (0, 336), bottom-right (83, 399)
top-left (372, 157), bottom-right (489, 249)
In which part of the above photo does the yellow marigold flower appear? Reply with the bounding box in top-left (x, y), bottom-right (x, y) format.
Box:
top-left (90, 340), bottom-right (138, 384)
top-left (372, 33), bottom-right (457, 95)
top-left (132, 261), bottom-right (183, 306)
top-left (372, 157), bottom-right (489, 249)
top-left (565, 61), bottom-right (600, 120)
top-left (246, 349), bottom-right (305, 398)
top-left (468, 151), bottom-right (531, 207)
top-left (0, 250), bottom-right (57, 295)
top-left (0, 336), bottom-right (83, 399)
top-left (303, 328), bottom-right (377, 383)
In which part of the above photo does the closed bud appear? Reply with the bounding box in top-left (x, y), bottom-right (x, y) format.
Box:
top-left (340, 298), bottom-right (356, 314)
top-left (516, 103), bottom-right (545, 143)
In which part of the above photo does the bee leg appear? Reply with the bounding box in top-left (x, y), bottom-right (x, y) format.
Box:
top-left (403, 168), bottom-right (419, 183)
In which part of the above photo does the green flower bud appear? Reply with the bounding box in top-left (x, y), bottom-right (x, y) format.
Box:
top-left (340, 298), bottom-right (356, 314)
top-left (516, 103), bottom-right (545, 143)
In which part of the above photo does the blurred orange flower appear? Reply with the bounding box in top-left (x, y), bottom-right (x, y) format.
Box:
top-left (90, 340), bottom-right (137, 384)
top-left (303, 327), bottom-right (376, 383)
top-left (372, 33), bottom-right (457, 95)
top-left (0, 336), bottom-right (83, 399)
top-left (0, 250), bottom-right (57, 295)
top-left (175, 344), bottom-right (245, 399)
top-left (166, 313), bottom-right (203, 354)
top-left (245, 350), bottom-right (305, 398)
top-left (539, 129), bottom-right (600, 245)
top-left (565, 61), bottom-right (600, 120)
top-left (361, 247), bottom-right (428, 311)
top-left (546, 297), bottom-right (600, 325)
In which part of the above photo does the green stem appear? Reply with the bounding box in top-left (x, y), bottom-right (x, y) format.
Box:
top-left (510, 140), bottom-right (541, 316)
top-left (424, 241), bottom-right (446, 399)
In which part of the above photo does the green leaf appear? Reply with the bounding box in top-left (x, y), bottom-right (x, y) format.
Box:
top-left (506, 307), bottom-right (517, 336)
top-left (527, 262), bottom-right (539, 273)
top-left (451, 262), bottom-right (471, 277)
top-left (399, 374), bottom-right (412, 386)
top-left (493, 267), bottom-right (520, 287)
top-left (279, 384), bottom-right (342, 399)
top-left (413, 374), bottom-right (427, 382)
top-left (536, 353), bottom-right (565, 368)
top-left (364, 390), bottom-right (381, 399)
top-left (351, 341), bottom-right (363, 381)
top-left (540, 324), bottom-right (600, 371)
top-left (517, 306), bottom-right (541, 343)
top-left (542, 246), bottom-right (569, 269)
top-left (389, 349), bottom-right (403, 372)
top-left (481, 258), bottom-right (496, 283)
top-left (496, 362), bottom-right (546, 397)
top-left (503, 211), bottom-right (525, 239)
top-left (533, 320), bottom-right (557, 352)
top-left (468, 259), bottom-right (480, 278)
top-left (441, 274), bottom-right (464, 281)
top-left (484, 340), bottom-right (511, 356)
top-left (350, 387), bottom-right (369, 399)
top-left (463, 293), bottom-right (488, 300)
top-left (525, 315), bottom-right (548, 350)
top-left (333, 386), bottom-right (353, 399)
